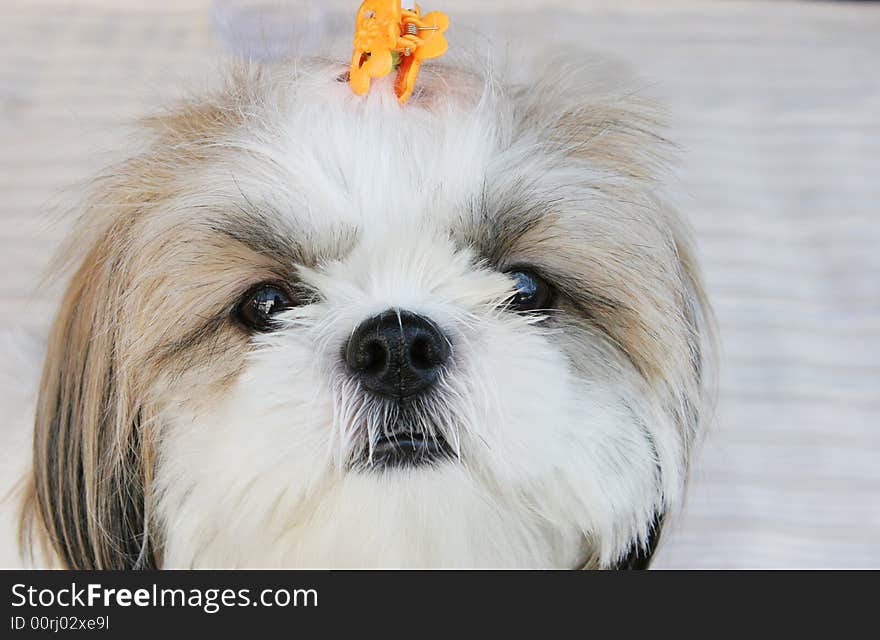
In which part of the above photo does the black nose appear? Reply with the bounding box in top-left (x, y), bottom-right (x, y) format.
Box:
top-left (345, 309), bottom-right (451, 399)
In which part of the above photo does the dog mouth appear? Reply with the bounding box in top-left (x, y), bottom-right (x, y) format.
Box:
top-left (366, 430), bottom-right (453, 469)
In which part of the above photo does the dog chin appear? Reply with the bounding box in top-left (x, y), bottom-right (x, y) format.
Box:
top-left (157, 464), bottom-right (587, 569)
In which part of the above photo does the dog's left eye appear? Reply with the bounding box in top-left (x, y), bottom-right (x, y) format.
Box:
top-left (506, 269), bottom-right (555, 312)
top-left (236, 284), bottom-right (294, 332)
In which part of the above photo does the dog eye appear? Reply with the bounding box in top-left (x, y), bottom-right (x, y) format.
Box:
top-left (236, 284), bottom-right (294, 332)
top-left (506, 269), bottom-right (554, 312)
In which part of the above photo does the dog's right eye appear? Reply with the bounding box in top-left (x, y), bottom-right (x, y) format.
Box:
top-left (236, 283), bottom-right (294, 332)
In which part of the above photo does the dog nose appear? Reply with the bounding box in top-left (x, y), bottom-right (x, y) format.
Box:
top-left (345, 309), bottom-right (451, 399)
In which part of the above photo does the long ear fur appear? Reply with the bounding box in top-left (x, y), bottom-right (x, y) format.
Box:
top-left (18, 73), bottom-right (250, 569)
top-left (22, 230), bottom-right (157, 569)
top-left (521, 58), bottom-right (715, 569)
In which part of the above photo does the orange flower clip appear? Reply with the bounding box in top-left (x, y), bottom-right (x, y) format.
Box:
top-left (349, 1), bottom-right (449, 103)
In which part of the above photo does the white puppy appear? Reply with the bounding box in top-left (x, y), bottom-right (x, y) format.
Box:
top-left (1, 58), bottom-right (711, 569)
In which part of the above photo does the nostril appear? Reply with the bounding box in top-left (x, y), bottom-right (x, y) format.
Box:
top-left (409, 336), bottom-right (434, 370)
top-left (409, 334), bottom-right (449, 371)
top-left (361, 339), bottom-right (388, 374)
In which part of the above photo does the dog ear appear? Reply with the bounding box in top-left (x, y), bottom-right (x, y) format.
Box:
top-left (19, 79), bottom-right (253, 569)
top-left (516, 61), bottom-right (713, 567)
top-left (23, 230), bottom-right (157, 569)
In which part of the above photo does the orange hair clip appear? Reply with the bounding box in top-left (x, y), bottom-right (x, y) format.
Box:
top-left (349, 1), bottom-right (449, 103)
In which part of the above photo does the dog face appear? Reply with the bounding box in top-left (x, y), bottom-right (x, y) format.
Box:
top-left (24, 59), bottom-right (709, 568)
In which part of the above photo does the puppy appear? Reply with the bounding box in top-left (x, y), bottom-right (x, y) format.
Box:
top-left (1, 57), bottom-right (711, 568)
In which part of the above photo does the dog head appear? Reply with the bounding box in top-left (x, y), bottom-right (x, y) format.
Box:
top-left (24, 59), bottom-right (710, 568)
